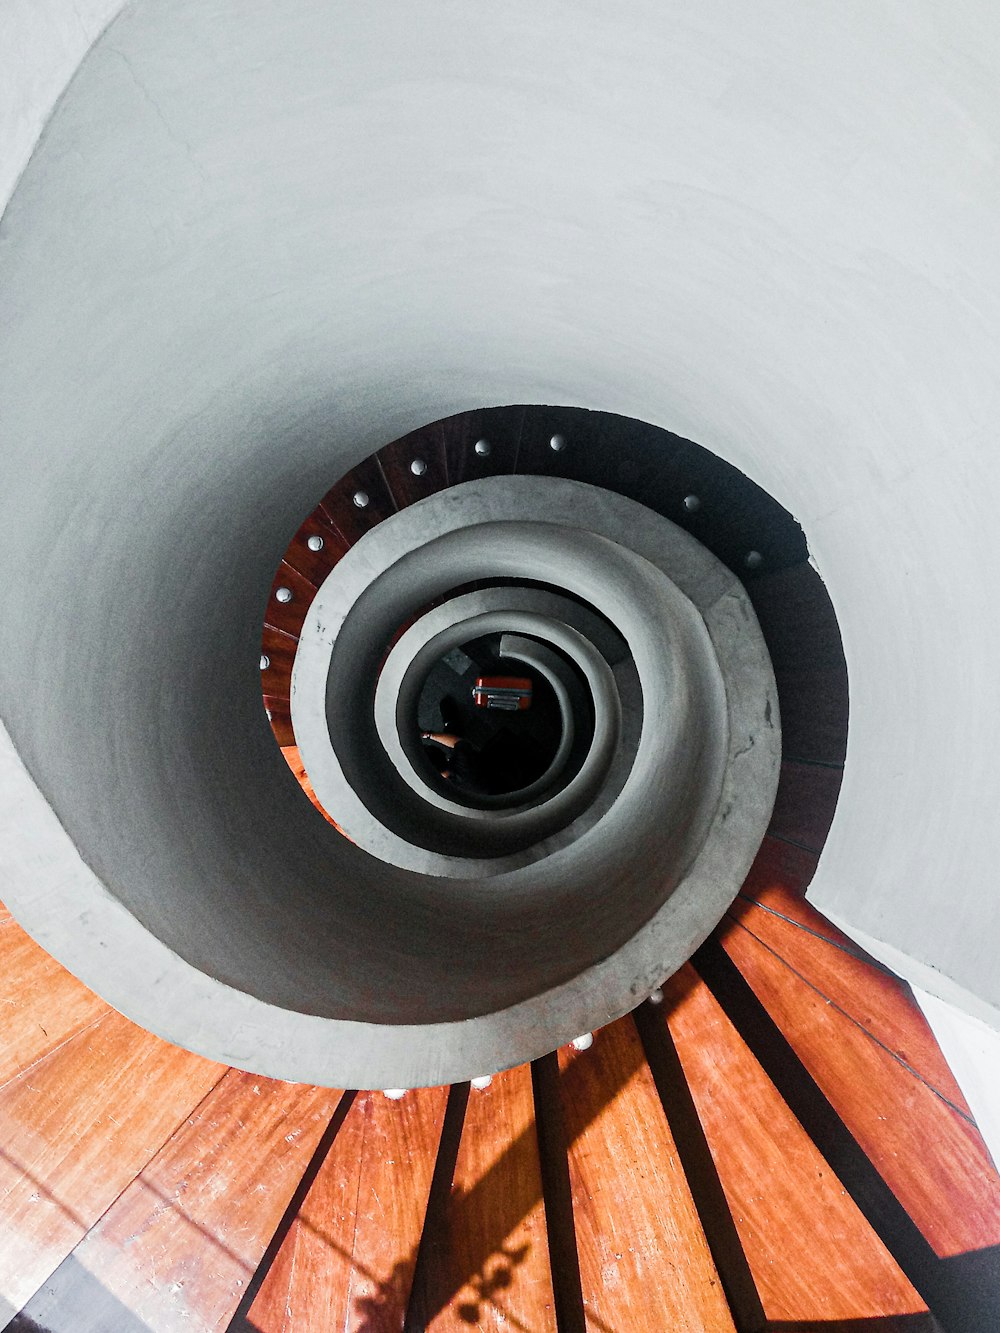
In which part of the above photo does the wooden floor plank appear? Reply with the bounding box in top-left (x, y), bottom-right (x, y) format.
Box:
top-left (662, 964), bottom-right (934, 1327)
top-left (557, 1017), bottom-right (737, 1333)
top-left (424, 1067), bottom-right (555, 1331)
top-left (728, 883), bottom-right (973, 1114)
top-left (247, 1086), bottom-right (448, 1332)
top-left (717, 907), bottom-right (1000, 1260)
top-left (13, 1069), bottom-right (339, 1332)
top-left (0, 1009), bottom-right (224, 1317)
top-left (0, 915), bottom-right (107, 1090)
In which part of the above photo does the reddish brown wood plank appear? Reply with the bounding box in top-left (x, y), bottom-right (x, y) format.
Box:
top-left (14, 1070), bottom-right (340, 1332)
top-left (772, 666), bottom-right (850, 765)
top-left (743, 833), bottom-right (821, 901)
top-left (717, 909), bottom-right (1000, 1259)
top-left (378, 424), bottom-right (450, 509)
top-left (767, 760), bottom-right (844, 853)
top-left (745, 564), bottom-right (848, 671)
top-left (265, 695), bottom-right (295, 747)
top-left (662, 965), bottom-right (933, 1326)
top-left (730, 881), bottom-right (972, 1113)
top-left (247, 1086), bottom-right (448, 1331)
top-left (557, 1017), bottom-right (737, 1333)
top-left (281, 510), bottom-right (349, 588)
top-left (319, 455), bottom-right (396, 548)
top-left (265, 561), bottom-right (318, 639)
top-left (261, 626), bottom-right (297, 700)
top-left (424, 1066), bottom-right (555, 1331)
top-left (280, 746), bottom-right (349, 837)
top-left (442, 407), bottom-right (524, 486)
top-left (0, 916), bottom-right (107, 1090)
top-left (0, 1009), bottom-right (224, 1317)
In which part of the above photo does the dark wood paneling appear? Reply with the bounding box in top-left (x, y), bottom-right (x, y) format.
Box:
top-left (0, 916), bottom-right (107, 1090)
top-left (12, 1069), bottom-right (339, 1332)
top-left (0, 1010), bottom-right (224, 1317)
top-left (718, 902), bottom-right (1000, 1260)
top-left (767, 760), bottom-right (844, 853)
top-left (746, 563), bottom-right (848, 671)
top-left (442, 407), bottom-right (524, 486)
top-left (260, 626), bottom-right (297, 700)
top-left (264, 560), bottom-right (318, 639)
top-left (378, 424), bottom-right (450, 509)
top-left (665, 962), bottom-right (932, 1327)
top-left (557, 1018), bottom-right (738, 1332)
top-left (319, 455), bottom-right (397, 547)
top-left (515, 407), bottom-right (808, 575)
top-left (419, 1067), bottom-right (555, 1331)
top-left (773, 666), bottom-right (849, 764)
top-left (281, 510), bottom-right (349, 587)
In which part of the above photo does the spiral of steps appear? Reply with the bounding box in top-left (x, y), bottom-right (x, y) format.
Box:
top-left (0, 407), bottom-right (998, 1329)
top-left (5, 2), bottom-right (1000, 1328)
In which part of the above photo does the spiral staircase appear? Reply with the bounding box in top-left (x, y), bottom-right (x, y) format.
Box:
top-left (4, 2), bottom-right (1000, 1329)
top-left (0, 406), bottom-right (998, 1330)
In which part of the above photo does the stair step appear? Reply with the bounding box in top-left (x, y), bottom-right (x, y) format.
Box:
top-left (12, 1070), bottom-right (339, 1332)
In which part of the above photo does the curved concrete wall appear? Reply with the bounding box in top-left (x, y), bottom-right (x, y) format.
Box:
top-left (2, 0), bottom-right (999, 1038)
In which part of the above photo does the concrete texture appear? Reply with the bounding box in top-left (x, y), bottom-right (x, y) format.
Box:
top-left (1, 0), bottom-right (999, 1078)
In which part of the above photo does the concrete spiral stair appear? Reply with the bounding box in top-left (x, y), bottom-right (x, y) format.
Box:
top-left (2, 407), bottom-right (999, 1331)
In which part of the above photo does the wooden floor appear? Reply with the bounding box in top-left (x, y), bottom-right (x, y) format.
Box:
top-left (0, 844), bottom-right (998, 1332)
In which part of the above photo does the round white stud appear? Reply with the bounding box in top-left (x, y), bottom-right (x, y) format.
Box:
top-left (260, 654), bottom-right (270, 671)
top-left (474, 439), bottom-right (491, 457)
top-left (744, 550), bottom-right (763, 570)
top-left (353, 490), bottom-right (370, 508)
top-left (648, 986), bottom-right (665, 1005)
top-left (275, 586), bottom-right (293, 604)
top-left (470, 1075), bottom-right (493, 1091)
top-left (571, 1032), bottom-right (593, 1051)
top-left (683, 494), bottom-right (701, 512)
top-left (382, 1088), bottom-right (408, 1100)
top-left (410, 458), bottom-right (427, 476)
top-left (307, 534), bottom-right (324, 552)
top-left (549, 433), bottom-right (567, 452)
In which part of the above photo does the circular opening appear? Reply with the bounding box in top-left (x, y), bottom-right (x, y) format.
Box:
top-left (416, 638), bottom-right (578, 802)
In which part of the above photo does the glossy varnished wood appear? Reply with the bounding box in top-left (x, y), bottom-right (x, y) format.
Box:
top-left (0, 914), bottom-right (107, 1091)
top-left (265, 560), bottom-right (319, 639)
top-left (13, 1070), bottom-right (340, 1332)
top-left (248, 1086), bottom-right (448, 1331)
top-left (280, 746), bottom-right (340, 828)
top-left (0, 1009), bottom-right (224, 1318)
top-left (557, 1017), bottom-right (738, 1333)
top-left (264, 695), bottom-right (296, 747)
top-left (378, 424), bottom-right (450, 509)
top-left (261, 625), bottom-right (298, 700)
top-left (662, 964), bottom-right (931, 1327)
top-left (281, 510), bottom-right (349, 587)
top-left (319, 455), bottom-right (397, 548)
top-left (718, 901), bottom-right (1000, 1260)
top-left (421, 1067), bottom-right (555, 1331)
